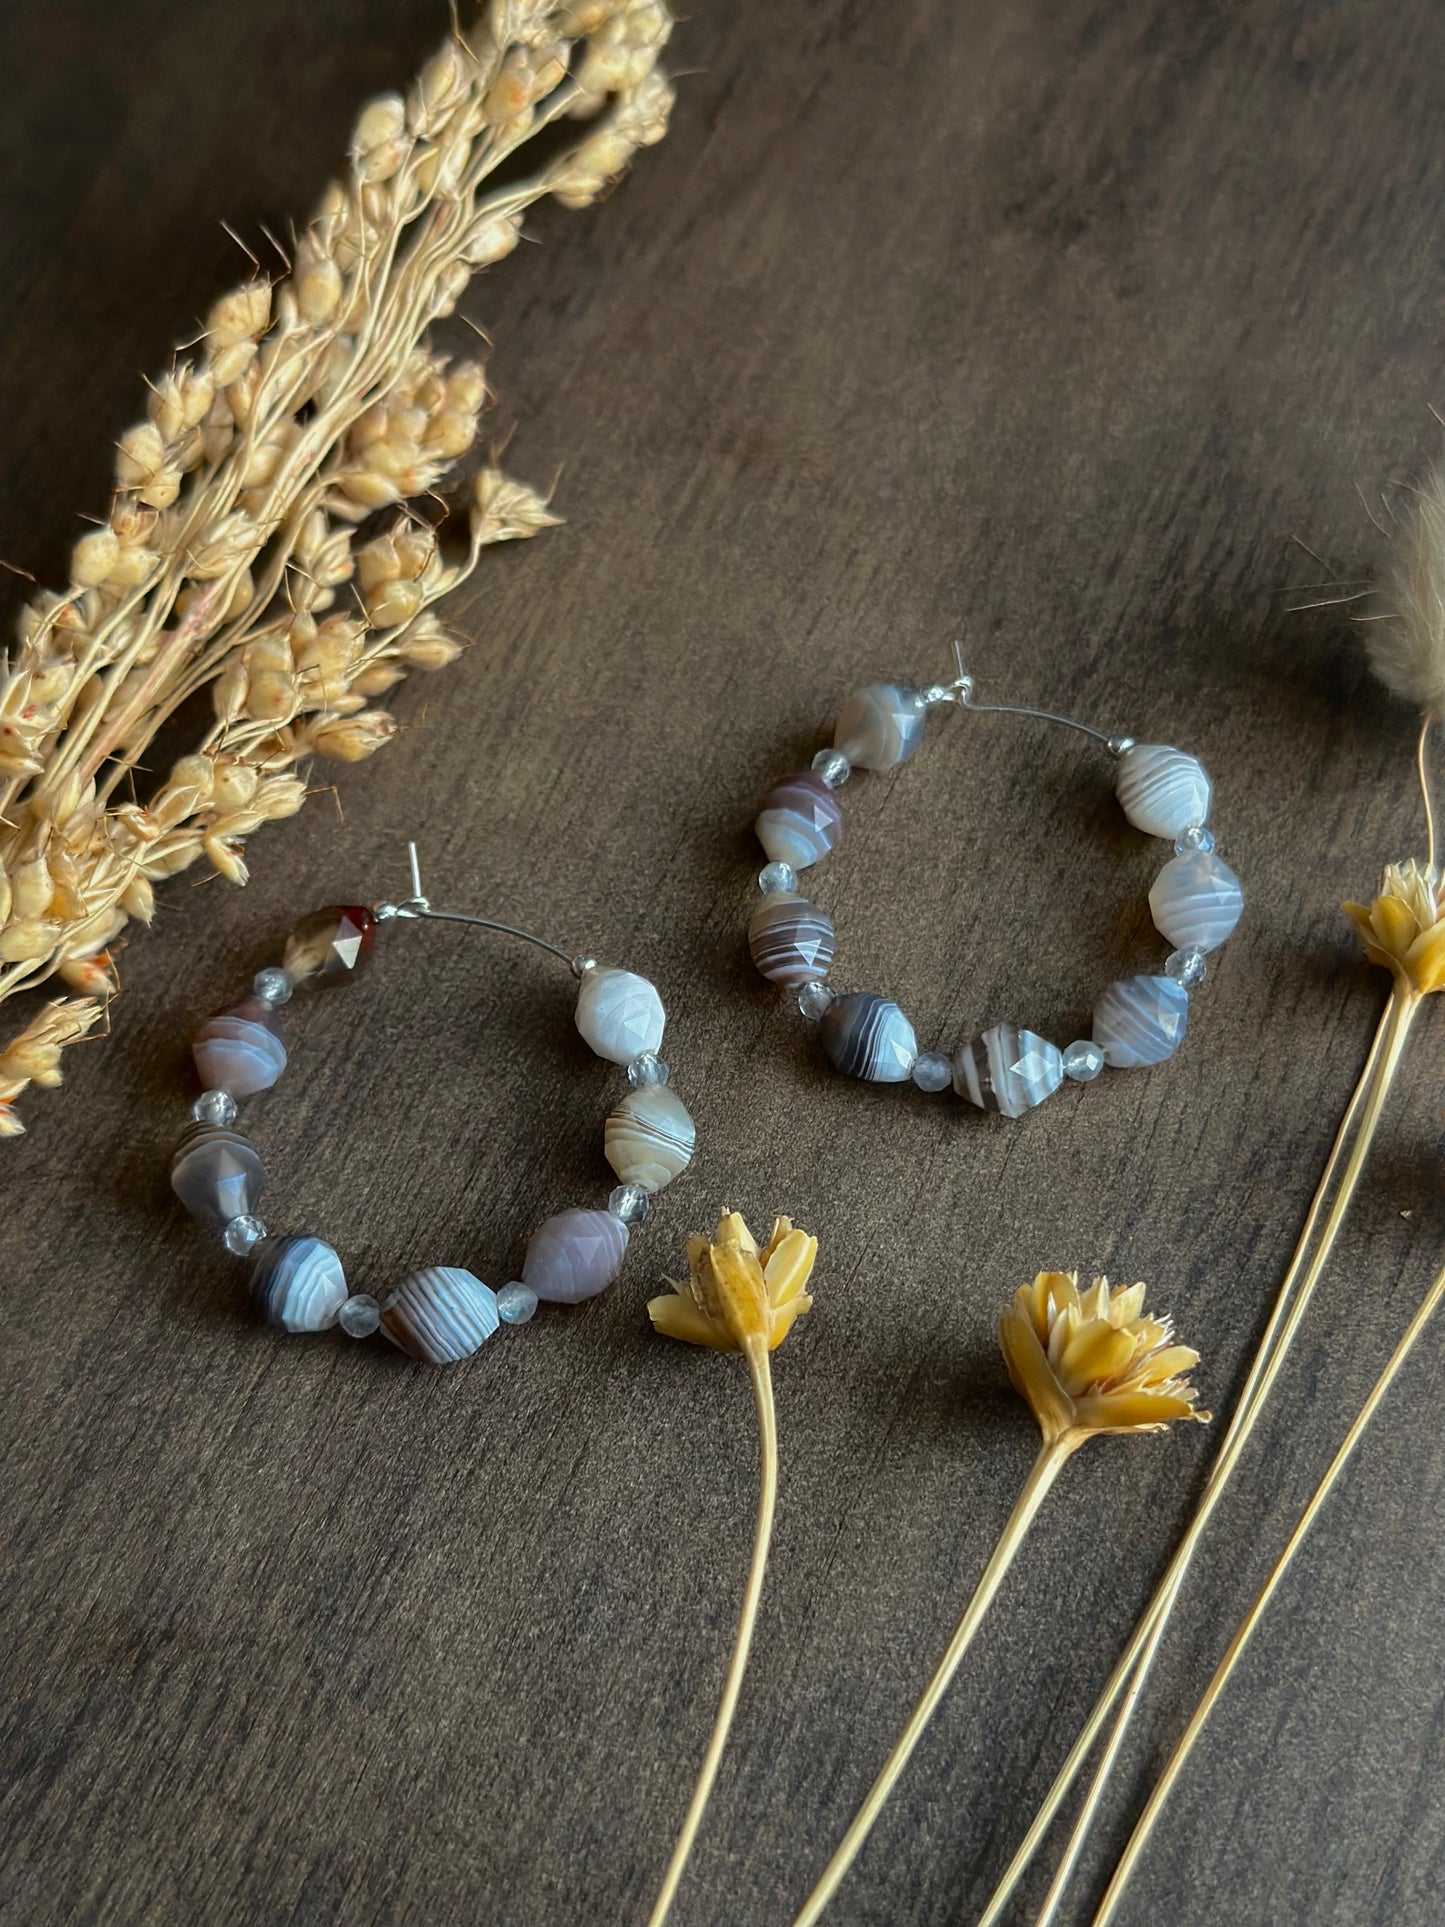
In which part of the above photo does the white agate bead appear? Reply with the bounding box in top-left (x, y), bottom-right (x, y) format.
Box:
top-left (605, 1085), bottom-right (696, 1193)
top-left (1148, 852), bottom-right (1244, 953)
top-left (574, 966), bottom-right (665, 1064)
top-left (1115, 744), bottom-right (1212, 840)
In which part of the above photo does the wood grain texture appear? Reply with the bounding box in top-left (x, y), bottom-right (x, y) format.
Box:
top-left (4, 2), bottom-right (1445, 1922)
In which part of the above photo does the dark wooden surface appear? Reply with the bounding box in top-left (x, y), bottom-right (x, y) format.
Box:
top-left (5, 3), bottom-right (1445, 1923)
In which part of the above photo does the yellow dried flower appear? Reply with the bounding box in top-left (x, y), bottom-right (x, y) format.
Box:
top-left (649, 1209), bottom-right (816, 1354)
top-left (1343, 858), bottom-right (1445, 994)
top-left (999, 1270), bottom-right (1210, 1449)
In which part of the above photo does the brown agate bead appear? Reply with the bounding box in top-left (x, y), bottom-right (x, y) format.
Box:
top-left (282, 905), bottom-right (377, 986)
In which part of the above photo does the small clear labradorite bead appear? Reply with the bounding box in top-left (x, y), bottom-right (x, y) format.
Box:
top-left (191, 1088), bottom-right (237, 1128)
top-left (222, 1213), bottom-right (268, 1255)
top-left (797, 981), bottom-right (835, 1021)
top-left (811, 747), bottom-right (852, 789)
top-left (1062, 1040), bottom-right (1105, 1082)
top-left (609, 1183), bottom-right (650, 1225)
top-left (252, 966), bottom-right (293, 1005)
top-left (1174, 824), bottom-right (1216, 854)
top-left (758, 860), bottom-right (798, 895)
top-left (911, 1050), bottom-right (953, 1092)
top-left (627, 1050), bottom-right (670, 1088)
top-left (1165, 945), bottom-right (1208, 987)
top-left (497, 1282), bottom-right (539, 1325)
top-left (920, 683), bottom-right (955, 708)
top-left (338, 1293), bottom-right (382, 1338)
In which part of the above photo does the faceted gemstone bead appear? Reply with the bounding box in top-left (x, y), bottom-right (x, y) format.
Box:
top-left (222, 1213), bottom-right (268, 1256)
top-left (522, 1208), bottom-right (630, 1304)
top-left (796, 981), bottom-right (835, 1022)
top-left (191, 1088), bottom-right (237, 1128)
top-left (252, 1235), bottom-right (348, 1332)
top-left (1093, 976), bottom-right (1189, 1067)
top-left (192, 997), bottom-right (286, 1099)
top-left (748, 893), bottom-right (836, 987)
top-left (758, 861), bottom-right (798, 896)
top-left (953, 1025), bottom-right (1063, 1118)
top-left (608, 1183), bottom-right (650, 1225)
top-left (381, 1266), bottom-right (499, 1364)
top-left (497, 1282), bottom-right (539, 1325)
top-left (1148, 852), bottom-right (1244, 953)
top-left (755, 770), bottom-right (844, 871)
top-left (605, 1085), bottom-right (696, 1193)
top-left (1174, 825), bottom-right (1216, 855)
top-left (833, 682), bottom-right (927, 770)
top-left (574, 967), bottom-right (665, 1065)
top-left (1165, 946), bottom-right (1208, 988)
top-left (819, 993), bottom-right (918, 1082)
top-left (339, 1293), bottom-right (382, 1338)
top-left (282, 904), bottom-right (377, 986)
top-left (811, 748), bottom-right (852, 789)
top-left (627, 1051), bottom-right (670, 1088)
top-left (1062, 1040), bottom-right (1105, 1082)
top-left (252, 966), bottom-right (292, 1005)
top-left (1115, 745), bottom-right (1212, 840)
top-left (171, 1123), bottom-right (266, 1224)
top-left (911, 1050), bottom-right (953, 1092)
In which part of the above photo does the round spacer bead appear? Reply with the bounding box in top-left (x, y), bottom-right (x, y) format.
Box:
top-left (1164, 946), bottom-right (1208, 988)
top-left (811, 748), bottom-right (852, 789)
top-left (627, 1051), bottom-right (670, 1088)
top-left (252, 966), bottom-right (293, 1006)
top-left (497, 1282), bottom-right (539, 1325)
top-left (1062, 1040), bottom-right (1105, 1082)
top-left (758, 860), bottom-right (798, 896)
top-left (222, 1213), bottom-right (268, 1256)
top-left (796, 981), bottom-right (835, 1022)
top-left (911, 1050), bottom-right (953, 1092)
top-left (191, 1088), bottom-right (237, 1128)
top-left (1174, 825), bottom-right (1216, 855)
top-left (608, 1183), bottom-right (650, 1226)
top-left (339, 1293), bottom-right (382, 1338)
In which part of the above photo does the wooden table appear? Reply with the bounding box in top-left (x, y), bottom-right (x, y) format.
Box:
top-left (5, 3), bottom-right (1445, 1922)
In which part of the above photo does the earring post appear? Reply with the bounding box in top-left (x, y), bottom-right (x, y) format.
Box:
top-left (949, 639), bottom-right (1127, 751)
top-left (381, 843), bottom-right (579, 969)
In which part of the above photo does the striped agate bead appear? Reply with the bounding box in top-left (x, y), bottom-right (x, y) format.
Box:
top-left (833, 682), bottom-right (927, 770)
top-left (1148, 851), bottom-right (1244, 953)
top-left (755, 771), bottom-right (843, 871)
top-left (575, 967), bottom-right (666, 1065)
top-left (819, 992), bottom-right (918, 1082)
top-left (953, 1025), bottom-right (1063, 1118)
top-left (605, 1085), bottom-right (696, 1193)
top-left (748, 893), bottom-right (836, 987)
top-left (1093, 975), bottom-right (1189, 1067)
top-left (192, 997), bottom-right (286, 1099)
top-left (381, 1267), bottom-right (499, 1364)
top-left (1115, 744), bottom-right (1212, 840)
top-left (170, 1123), bottom-right (266, 1224)
top-left (252, 1235), bottom-right (348, 1333)
top-left (522, 1208), bottom-right (630, 1303)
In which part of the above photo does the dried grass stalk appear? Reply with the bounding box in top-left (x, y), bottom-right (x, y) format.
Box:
top-left (0, 0), bottom-right (675, 1134)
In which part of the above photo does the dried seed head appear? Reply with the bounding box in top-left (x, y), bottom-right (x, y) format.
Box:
top-left (295, 242), bottom-right (344, 326)
top-left (207, 282), bottom-right (272, 349)
top-left (309, 708), bottom-right (398, 761)
top-left (649, 1210), bottom-right (818, 1354)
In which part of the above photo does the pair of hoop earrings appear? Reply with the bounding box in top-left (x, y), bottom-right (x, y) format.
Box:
top-left (166, 650), bottom-right (1243, 1361)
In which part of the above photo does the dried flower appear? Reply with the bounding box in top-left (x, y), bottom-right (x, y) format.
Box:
top-left (648, 1208), bottom-right (816, 1354)
top-left (645, 1208), bottom-right (817, 1927)
top-left (1343, 859), bottom-right (1445, 995)
top-left (999, 1270), bottom-right (1210, 1450)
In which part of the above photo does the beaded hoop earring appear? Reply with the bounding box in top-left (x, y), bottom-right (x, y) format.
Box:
top-left (168, 845), bottom-right (696, 1361)
top-left (745, 644), bottom-right (1243, 1114)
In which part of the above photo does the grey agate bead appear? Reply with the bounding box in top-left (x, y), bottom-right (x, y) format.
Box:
top-left (755, 771), bottom-right (844, 871)
top-left (574, 967), bottom-right (665, 1065)
top-left (192, 997), bottom-right (286, 1100)
top-left (1093, 975), bottom-right (1189, 1067)
top-left (819, 993), bottom-right (918, 1082)
top-left (748, 893), bottom-right (836, 987)
top-left (953, 1025), bottom-right (1063, 1118)
top-left (522, 1208), bottom-right (629, 1303)
top-left (833, 682), bottom-right (927, 770)
top-left (381, 1267), bottom-right (499, 1364)
top-left (171, 1123), bottom-right (266, 1224)
top-left (252, 1235), bottom-right (348, 1333)
top-left (1148, 852), bottom-right (1244, 953)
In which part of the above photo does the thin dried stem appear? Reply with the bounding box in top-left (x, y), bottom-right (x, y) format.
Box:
top-left (1419, 716), bottom-right (1437, 877)
top-left (646, 1337), bottom-right (779, 1927)
top-left (1093, 1252), bottom-right (1445, 1925)
top-left (979, 988), bottom-right (1414, 1927)
top-left (794, 1438), bottom-right (1078, 1927)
